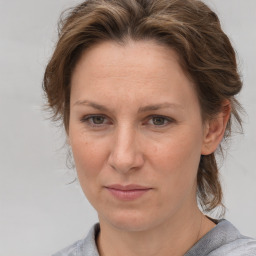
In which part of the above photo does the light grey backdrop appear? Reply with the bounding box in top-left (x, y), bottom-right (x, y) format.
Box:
top-left (0, 0), bottom-right (255, 255)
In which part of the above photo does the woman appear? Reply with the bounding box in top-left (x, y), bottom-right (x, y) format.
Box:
top-left (43, 0), bottom-right (256, 255)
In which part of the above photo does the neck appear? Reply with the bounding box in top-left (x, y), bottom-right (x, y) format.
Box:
top-left (97, 207), bottom-right (215, 256)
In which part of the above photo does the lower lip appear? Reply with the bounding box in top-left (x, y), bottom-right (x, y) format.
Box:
top-left (106, 188), bottom-right (151, 201)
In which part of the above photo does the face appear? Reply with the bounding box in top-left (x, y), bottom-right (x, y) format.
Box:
top-left (69, 40), bottom-right (208, 232)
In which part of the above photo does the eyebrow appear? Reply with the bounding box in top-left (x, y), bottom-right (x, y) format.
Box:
top-left (73, 100), bottom-right (109, 111)
top-left (138, 103), bottom-right (183, 112)
top-left (73, 100), bottom-right (184, 113)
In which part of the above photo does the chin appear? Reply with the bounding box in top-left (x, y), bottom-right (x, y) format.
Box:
top-left (99, 209), bottom-right (162, 232)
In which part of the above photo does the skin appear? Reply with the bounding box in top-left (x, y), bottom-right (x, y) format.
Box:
top-left (68, 40), bottom-right (230, 256)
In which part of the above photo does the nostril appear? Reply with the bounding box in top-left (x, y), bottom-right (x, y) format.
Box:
top-left (108, 155), bottom-right (137, 173)
top-left (108, 148), bottom-right (144, 174)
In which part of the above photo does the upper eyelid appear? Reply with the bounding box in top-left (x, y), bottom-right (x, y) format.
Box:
top-left (81, 114), bottom-right (109, 120)
top-left (147, 114), bottom-right (173, 119)
top-left (79, 114), bottom-right (106, 123)
top-left (80, 114), bottom-right (173, 120)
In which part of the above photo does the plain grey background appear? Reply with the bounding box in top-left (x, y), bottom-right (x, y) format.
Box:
top-left (0, 0), bottom-right (255, 255)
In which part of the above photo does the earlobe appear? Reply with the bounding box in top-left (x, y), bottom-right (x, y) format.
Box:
top-left (201, 101), bottom-right (231, 155)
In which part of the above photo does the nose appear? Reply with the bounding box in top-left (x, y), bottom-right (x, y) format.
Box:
top-left (108, 125), bottom-right (144, 174)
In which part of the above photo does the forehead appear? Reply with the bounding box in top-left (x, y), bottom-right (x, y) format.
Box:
top-left (70, 40), bottom-right (198, 112)
top-left (72, 39), bottom-right (185, 81)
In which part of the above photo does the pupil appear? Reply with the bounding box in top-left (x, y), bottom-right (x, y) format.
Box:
top-left (153, 117), bottom-right (164, 125)
top-left (93, 116), bottom-right (104, 124)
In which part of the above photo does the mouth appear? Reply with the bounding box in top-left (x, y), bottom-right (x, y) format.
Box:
top-left (104, 184), bottom-right (152, 201)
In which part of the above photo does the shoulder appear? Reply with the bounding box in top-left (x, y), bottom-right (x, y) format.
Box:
top-left (186, 219), bottom-right (256, 256)
top-left (52, 223), bottom-right (100, 256)
top-left (210, 220), bottom-right (256, 256)
top-left (209, 236), bottom-right (256, 256)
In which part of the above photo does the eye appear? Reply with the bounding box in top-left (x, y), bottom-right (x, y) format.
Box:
top-left (151, 116), bottom-right (167, 125)
top-left (80, 115), bottom-right (110, 127)
top-left (147, 115), bottom-right (174, 127)
top-left (90, 116), bottom-right (105, 124)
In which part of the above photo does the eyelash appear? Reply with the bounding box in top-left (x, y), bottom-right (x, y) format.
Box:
top-left (80, 115), bottom-right (175, 128)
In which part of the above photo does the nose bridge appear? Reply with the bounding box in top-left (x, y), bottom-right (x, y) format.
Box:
top-left (109, 123), bottom-right (143, 173)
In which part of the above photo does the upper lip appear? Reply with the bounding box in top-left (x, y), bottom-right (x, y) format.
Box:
top-left (105, 184), bottom-right (152, 191)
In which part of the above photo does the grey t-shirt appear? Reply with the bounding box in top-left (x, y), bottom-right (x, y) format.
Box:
top-left (53, 220), bottom-right (256, 256)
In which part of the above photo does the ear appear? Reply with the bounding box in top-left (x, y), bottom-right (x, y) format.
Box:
top-left (201, 101), bottom-right (231, 155)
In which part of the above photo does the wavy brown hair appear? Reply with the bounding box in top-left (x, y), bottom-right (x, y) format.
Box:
top-left (43, 0), bottom-right (243, 213)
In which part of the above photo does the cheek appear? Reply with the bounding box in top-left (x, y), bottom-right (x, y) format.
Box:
top-left (150, 127), bottom-right (202, 191)
top-left (153, 128), bottom-right (201, 167)
top-left (152, 148), bottom-right (199, 214)
top-left (69, 130), bottom-right (109, 188)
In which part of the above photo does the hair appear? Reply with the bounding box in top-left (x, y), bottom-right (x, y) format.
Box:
top-left (43, 0), bottom-right (243, 214)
